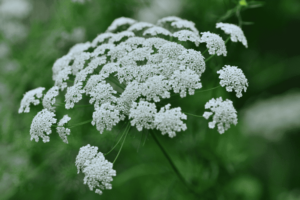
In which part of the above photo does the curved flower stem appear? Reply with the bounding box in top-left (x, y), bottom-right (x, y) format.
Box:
top-left (68, 119), bottom-right (93, 129)
top-left (150, 131), bottom-right (199, 197)
top-left (105, 123), bottom-right (129, 156)
top-left (194, 86), bottom-right (220, 94)
top-left (113, 123), bottom-right (130, 164)
top-left (183, 112), bottom-right (204, 118)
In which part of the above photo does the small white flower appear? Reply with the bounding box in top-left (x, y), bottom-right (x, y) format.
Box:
top-left (74, 56), bottom-right (107, 84)
top-left (75, 144), bottom-right (99, 173)
top-left (159, 42), bottom-right (185, 59)
top-left (203, 97), bottom-right (237, 134)
top-left (154, 104), bottom-right (187, 138)
top-left (200, 32), bottom-right (227, 56)
top-left (108, 31), bottom-right (135, 44)
top-left (52, 55), bottom-right (72, 81)
top-left (89, 81), bottom-right (117, 108)
top-left (216, 22), bottom-right (248, 48)
top-left (143, 26), bottom-right (172, 37)
top-left (143, 37), bottom-right (168, 50)
top-left (178, 49), bottom-right (206, 76)
top-left (19, 87), bottom-right (45, 113)
top-left (30, 109), bottom-right (57, 142)
top-left (54, 66), bottom-right (72, 91)
top-left (92, 33), bottom-right (114, 47)
top-left (65, 83), bottom-right (85, 109)
top-left (106, 17), bottom-right (136, 33)
top-left (141, 75), bottom-right (171, 102)
top-left (129, 101), bottom-right (157, 131)
top-left (170, 66), bottom-right (202, 98)
top-left (128, 22), bottom-right (153, 32)
top-left (92, 103), bottom-right (122, 134)
top-left (92, 43), bottom-right (115, 57)
top-left (171, 20), bottom-right (199, 35)
top-left (84, 74), bottom-right (108, 95)
top-left (173, 30), bottom-right (201, 46)
top-left (71, 52), bottom-right (91, 75)
top-left (42, 86), bottom-right (59, 112)
top-left (57, 115), bottom-right (71, 144)
top-left (157, 16), bottom-right (183, 27)
top-left (217, 65), bottom-right (248, 98)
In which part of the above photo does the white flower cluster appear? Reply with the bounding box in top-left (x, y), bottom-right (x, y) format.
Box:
top-left (19, 16), bottom-right (249, 195)
top-left (30, 109), bottom-right (57, 142)
top-left (216, 22), bottom-right (248, 48)
top-left (57, 115), bottom-right (71, 144)
top-left (42, 86), bottom-right (59, 111)
top-left (217, 65), bottom-right (248, 98)
top-left (200, 32), bottom-right (227, 56)
top-left (203, 97), bottom-right (237, 134)
top-left (75, 144), bottom-right (116, 195)
top-left (18, 87), bottom-right (45, 113)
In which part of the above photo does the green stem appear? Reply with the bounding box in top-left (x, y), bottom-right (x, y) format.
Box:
top-left (68, 119), bottom-right (93, 129)
top-left (105, 123), bottom-right (129, 156)
top-left (113, 123), bottom-right (130, 164)
top-left (205, 54), bottom-right (215, 62)
top-left (150, 131), bottom-right (198, 196)
top-left (183, 112), bottom-right (204, 118)
top-left (194, 86), bottom-right (220, 94)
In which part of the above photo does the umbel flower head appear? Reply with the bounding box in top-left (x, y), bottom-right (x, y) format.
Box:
top-left (75, 144), bottom-right (116, 195)
top-left (217, 65), bottom-right (248, 98)
top-left (19, 16), bottom-right (249, 195)
top-left (18, 87), bottom-right (45, 113)
top-left (203, 97), bottom-right (238, 134)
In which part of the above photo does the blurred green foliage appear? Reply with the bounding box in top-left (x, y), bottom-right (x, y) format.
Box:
top-left (0, 0), bottom-right (299, 199)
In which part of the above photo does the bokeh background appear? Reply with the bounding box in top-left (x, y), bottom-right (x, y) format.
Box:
top-left (0, 0), bottom-right (300, 199)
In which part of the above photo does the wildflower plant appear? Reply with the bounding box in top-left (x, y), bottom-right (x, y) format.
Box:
top-left (19, 16), bottom-right (249, 195)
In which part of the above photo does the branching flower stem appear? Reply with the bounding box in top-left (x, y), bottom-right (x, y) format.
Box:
top-left (105, 123), bottom-right (129, 156)
top-left (183, 112), bottom-right (204, 118)
top-left (150, 131), bottom-right (199, 197)
top-left (113, 123), bottom-right (130, 164)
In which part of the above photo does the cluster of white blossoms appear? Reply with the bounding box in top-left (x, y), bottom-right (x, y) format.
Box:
top-left (203, 97), bottom-right (238, 134)
top-left (57, 115), bottom-right (71, 144)
top-left (75, 144), bottom-right (116, 195)
top-left (19, 16), bottom-right (249, 194)
top-left (217, 65), bottom-right (248, 98)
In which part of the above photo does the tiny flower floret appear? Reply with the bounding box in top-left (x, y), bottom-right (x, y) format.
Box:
top-left (43, 86), bottom-right (59, 112)
top-left (92, 103), bottom-right (123, 134)
top-left (65, 83), bottom-right (85, 109)
top-left (128, 22), bottom-right (153, 32)
top-left (30, 109), bottom-right (57, 142)
top-left (170, 66), bottom-right (202, 98)
top-left (143, 26), bottom-right (172, 37)
top-left (129, 101), bottom-right (157, 131)
top-left (173, 30), bottom-right (201, 46)
top-left (75, 144), bottom-right (116, 195)
top-left (154, 104), bottom-right (187, 138)
top-left (57, 115), bottom-right (71, 144)
top-left (216, 22), bottom-right (248, 48)
top-left (203, 97), bottom-right (237, 134)
top-left (200, 32), bottom-right (227, 56)
top-left (217, 65), bottom-right (248, 98)
top-left (106, 17), bottom-right (136, 33)
top-left (19, 87), bottom-right (45, 113)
